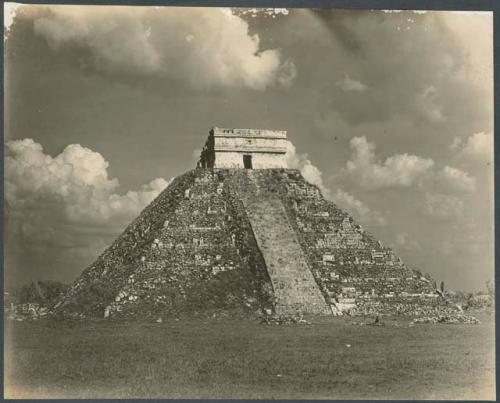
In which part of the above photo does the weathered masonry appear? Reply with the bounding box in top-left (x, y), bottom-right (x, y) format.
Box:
top-left (56, 128), bottom-right (451, 319)
top-left (197, 127), bottom-right (288, 169)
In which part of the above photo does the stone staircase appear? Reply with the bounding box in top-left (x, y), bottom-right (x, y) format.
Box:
top-left (231, 170), bottom-right (330, 315)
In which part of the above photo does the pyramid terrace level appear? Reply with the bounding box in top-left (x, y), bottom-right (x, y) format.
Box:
top-left (197, 127), bottom-right (288, 169)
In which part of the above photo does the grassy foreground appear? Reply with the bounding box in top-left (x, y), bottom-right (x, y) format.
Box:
top-left (4, 312), bottom-right (495, 400)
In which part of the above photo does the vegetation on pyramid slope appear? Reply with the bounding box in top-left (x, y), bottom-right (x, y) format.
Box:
top-left (239, 169), bottom-right (455, 316)
top-left (55, 168), bottom-right (457, 319)
top-left (55, 170), bottom-right (275, 318)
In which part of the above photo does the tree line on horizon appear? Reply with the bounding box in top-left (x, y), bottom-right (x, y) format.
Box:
top-left (6, 280), bottom-right (69, 306)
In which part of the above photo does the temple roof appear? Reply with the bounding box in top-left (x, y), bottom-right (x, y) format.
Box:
top-left (212, 127), bottom-right (287, 139)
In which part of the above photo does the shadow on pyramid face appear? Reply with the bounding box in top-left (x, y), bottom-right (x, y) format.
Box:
top-left (54, 166), bottom-right (451, 321)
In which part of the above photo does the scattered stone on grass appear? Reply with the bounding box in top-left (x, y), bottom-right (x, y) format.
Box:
top-left (413, 314), bottom-right (479, 324)
top-left (260, 314), bottom-right (311, 325)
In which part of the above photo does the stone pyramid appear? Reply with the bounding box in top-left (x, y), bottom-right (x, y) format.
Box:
top-left (54, 168), bottom-right (448, 319)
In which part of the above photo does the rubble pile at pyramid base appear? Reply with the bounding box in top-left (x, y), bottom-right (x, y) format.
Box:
top-left (54, 168), bottom-right (457, 320)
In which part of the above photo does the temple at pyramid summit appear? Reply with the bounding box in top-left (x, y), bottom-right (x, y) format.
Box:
top-left (54, 127), bottom-right (458, 319)
top-left (197, 127), bottom-right (288, 169)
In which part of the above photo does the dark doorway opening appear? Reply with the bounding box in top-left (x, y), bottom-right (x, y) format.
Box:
top-left (243, 155), bottom-right (253, 169)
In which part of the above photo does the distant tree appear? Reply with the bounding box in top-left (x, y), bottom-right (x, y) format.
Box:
top-left (11, 281), bottom-right (68, 306)
top-left (440, 281), bottom-right (445, 293)
top-left (69, 281), bottom-right (117, 315)
top-left (43, 281), bottom-right (69, 305)
top-left (486, 279), bottom-right (494, 298)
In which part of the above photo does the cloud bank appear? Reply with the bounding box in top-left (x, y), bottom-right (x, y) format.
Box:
top-left (28, 6), bottom-right (296, 90)
top-left (452, 132), bottom-right (493, 167)
top-left (4, 7), bottom-right (493, 291)
top-left (285, 141), bottom-right (386, 227)
top-left (342, 136), bottom-right (477, 195)
top-left (285, 141), bottom-right (329, 197)
top-left (423, 193), bottom-right (464, 221)
top-left (332, 189), bottom-right (386, 226)
top-left (336, 74), bottom-right (367, 92)
top-left (334, 132), bottom-right (492, 291)
top-left (344, 136), bottom-right (434, 190)
top-left (5, 139), bottom-right (170, 282)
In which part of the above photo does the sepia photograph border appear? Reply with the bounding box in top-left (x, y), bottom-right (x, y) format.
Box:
top-left (2, 0), bottom-right (498, 401)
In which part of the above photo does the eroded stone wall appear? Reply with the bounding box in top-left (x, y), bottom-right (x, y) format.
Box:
top-left (245, 169), bottom-right (453, 316)
top-left (213, 151), bottom-right (287, 169)
top-left (57, 170), bottom-right (275, 318)
top-left (198, 127), bottom-right (288, 169)
top-left (56, 168), bottom-right (454, 319)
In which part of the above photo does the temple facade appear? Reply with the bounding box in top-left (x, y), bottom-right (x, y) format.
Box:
top-left (197, 127), bottom-right (288, 169)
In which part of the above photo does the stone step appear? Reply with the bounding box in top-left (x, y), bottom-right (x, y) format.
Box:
top-left (233, 173), bottom-right (330, 315)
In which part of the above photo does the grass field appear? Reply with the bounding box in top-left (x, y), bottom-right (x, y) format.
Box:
top-left (4, 312), bottom-right (495, 399)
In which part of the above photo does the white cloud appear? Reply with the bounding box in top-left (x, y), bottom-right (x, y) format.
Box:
top-left (456, 132), bottom-right (493, 165)
top-left (343, 136), bottom-right (476, 204)
top-left (285, 141), bottom-right (388, 228)
top-left (5, 139), bottom-right (171, 259)
top-left (285, 141), bottom-right (387, 227)
top-left (33, 7), bottom-right (161, 75)
top-left (336, 74), bottom-right (367, 92)
top-left (333, 189), bottom-right (386, 226)
top-left (29, 5), bottom-right (296, 90)
top-left (285, 141), bottom-right (329, 197)
top-left (415, 85), bottom-right (445, 123)
top-left (436, 165), bottom-right (475, 193)
top-left (441, 12), bottom-right (493, 102)
top-left (396, 232), bottom-right (422, 252)
top-left (423, 193), bottom-right (464, 220)
top-left (450, 136), bottom-right (462, 151)
top-left (344, 136), bottom-right (434, 190)
top-left (285, 142), bottom-right (387, 227)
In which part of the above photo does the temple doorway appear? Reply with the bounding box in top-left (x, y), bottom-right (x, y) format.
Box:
top-left (243, 155), bottom-right (253, 169)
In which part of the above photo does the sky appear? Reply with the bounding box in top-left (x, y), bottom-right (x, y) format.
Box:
top-left (4, 5), bottom-right (494, 291)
